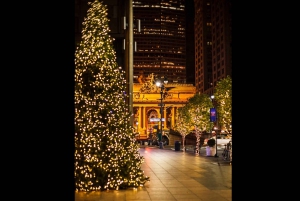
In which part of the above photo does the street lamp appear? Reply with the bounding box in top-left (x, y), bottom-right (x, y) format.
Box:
top-left (156, 76), bottom-right (168, 147)
top-left (210, 95), bottom-right (219, 157)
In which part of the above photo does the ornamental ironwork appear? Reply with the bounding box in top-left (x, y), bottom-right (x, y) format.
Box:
top-left (134, 73), bottom-right (172, 99)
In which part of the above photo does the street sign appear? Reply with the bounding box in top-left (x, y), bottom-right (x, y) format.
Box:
top-left (158, 103), bottom-right (165, 106)
top-left (210, 108), bottom-right (217, 122)
top-left (150, 118), bottom-right (165, 122)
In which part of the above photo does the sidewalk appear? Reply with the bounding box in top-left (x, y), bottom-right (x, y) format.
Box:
top-left (144, 144), bottom-right (231, 160)
top-left (75, 145), bottom-right (232, 201)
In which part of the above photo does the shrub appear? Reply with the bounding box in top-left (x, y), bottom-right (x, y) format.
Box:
top-left (207, 138), bottom-right (216, 147)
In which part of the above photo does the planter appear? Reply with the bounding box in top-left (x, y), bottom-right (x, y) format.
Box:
top-left (206, 146), bottom-right (216, 156)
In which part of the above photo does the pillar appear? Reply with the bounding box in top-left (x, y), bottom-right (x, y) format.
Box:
top-left (171, 107), bottom-right (175, 129)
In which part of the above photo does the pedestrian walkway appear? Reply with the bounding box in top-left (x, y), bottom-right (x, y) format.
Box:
top-left (75, 146), bottom-right (232, 201)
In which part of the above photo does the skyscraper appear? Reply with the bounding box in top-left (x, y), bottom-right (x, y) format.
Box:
top-left (194, 0), bottom-right (232, 94)
top-left (76, 0), bottom-right (194, 84)
top-left (75, 0), bottom-right (232, 92)
top-left (133, 0), bottom-right (187, 83)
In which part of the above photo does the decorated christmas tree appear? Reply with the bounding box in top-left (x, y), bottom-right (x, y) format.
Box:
top-left (74, 0), bottom-right (149, 191)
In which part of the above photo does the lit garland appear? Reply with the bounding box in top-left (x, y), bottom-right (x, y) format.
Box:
top-left (186, 94), bottom-right (213, 155)
top-left (174, 106), bottom-right (191, 152)
top-left (74, 0), bottom-right (149, 191)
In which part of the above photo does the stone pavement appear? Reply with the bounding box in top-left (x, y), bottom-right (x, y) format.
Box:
top-left (75, 145), bottom-right (232, 201)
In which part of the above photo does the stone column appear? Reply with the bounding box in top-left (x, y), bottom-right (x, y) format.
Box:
top-left (163, 107), bottom-right (167, 129)
top-left (143, 106), bottom-right (146, 130)
top-left (138, 106), bottom-right (141, 130)
top-left (171, 107), bottom-right (175, 129)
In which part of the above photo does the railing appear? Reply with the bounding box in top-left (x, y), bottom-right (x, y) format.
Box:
top-left (222, 141), bottom-right (232, 162)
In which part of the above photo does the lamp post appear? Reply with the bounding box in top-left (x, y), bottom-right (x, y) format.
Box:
top-left (213, 126), bottom-right (219, 157)
top-left (210, 95), bottom-right (218, 157)
top-left (156, 77), bottom-right (168, 147)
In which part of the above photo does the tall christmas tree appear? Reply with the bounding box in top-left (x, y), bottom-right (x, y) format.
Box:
top-left (74, 0), bottom-right (149, 191)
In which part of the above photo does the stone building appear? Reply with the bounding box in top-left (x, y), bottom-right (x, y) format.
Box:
top-left (133, 73), bottom-right (196, 145)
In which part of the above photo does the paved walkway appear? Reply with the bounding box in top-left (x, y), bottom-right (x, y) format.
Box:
top-left (75, 146), bottom-right (232, 201)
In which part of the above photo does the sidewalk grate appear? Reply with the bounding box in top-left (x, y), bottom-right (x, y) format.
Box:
top-left (211, 162), bottom-right (232, 166)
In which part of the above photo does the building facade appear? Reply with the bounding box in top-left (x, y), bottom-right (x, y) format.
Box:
top-left (76, 0), bottom-right (192, 84)
top-left (194, 0), bottom-right (232, 95)
top-left (132, 73), bottom-right (196, 144)
top-left (132, 0), bottom-right (187, 83)
top-left (74, 0), bottom-right (232, 142)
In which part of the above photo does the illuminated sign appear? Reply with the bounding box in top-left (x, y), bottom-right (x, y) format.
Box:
top-left (210, 108), bottom-right (217, 122)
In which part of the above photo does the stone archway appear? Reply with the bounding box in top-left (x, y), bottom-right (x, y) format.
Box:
top-left (145, 109), bottom-right (158, 144)
top-left (146, 108), bottom-right (171, 145)
top-left (148, 109), bottom-right (158, 119)
top-left (146, 108), bottom-right (159, 132)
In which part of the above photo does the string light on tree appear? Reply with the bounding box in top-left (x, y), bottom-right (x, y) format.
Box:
top-left (74, 0), bottom-right (149, 191)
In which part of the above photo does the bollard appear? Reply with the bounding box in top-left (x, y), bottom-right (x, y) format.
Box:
top-left (175, 141), bottom-right (180, 151)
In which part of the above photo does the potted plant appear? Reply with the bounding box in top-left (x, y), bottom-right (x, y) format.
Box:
top-left (207, 138), bottom-right (216, 147)
top-left (206, 138), bottom-right (216, 156)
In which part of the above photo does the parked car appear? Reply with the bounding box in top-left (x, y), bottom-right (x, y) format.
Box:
top-left (204, 134), bottom-right (232, 145)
